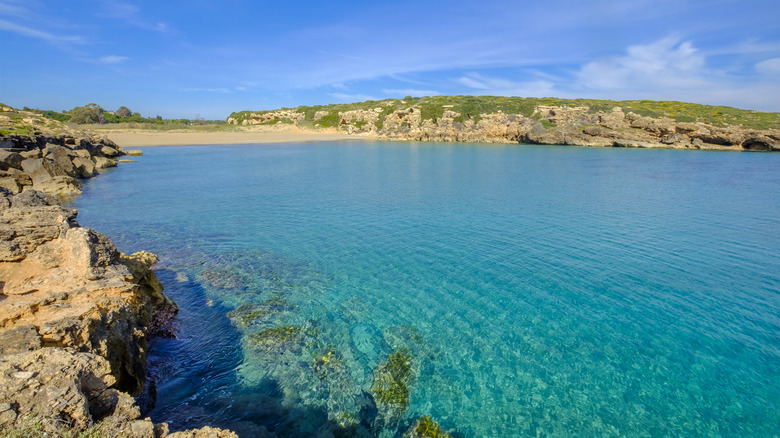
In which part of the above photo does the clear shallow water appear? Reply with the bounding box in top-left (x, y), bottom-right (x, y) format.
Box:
top-left (72, 143), bottom-right (780, 437)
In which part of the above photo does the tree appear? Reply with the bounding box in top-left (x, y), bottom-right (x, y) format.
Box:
top-left (116, 106), bottom-right (132, 117)
top-left (69, 103), bottom-right (105, 124)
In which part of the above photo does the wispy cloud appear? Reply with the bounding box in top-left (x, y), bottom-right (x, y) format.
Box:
top-left (455, 73), bottom-right (555, 97)
top-left (179, 87), bottom-right (234, 94)
top-left (99, 55), bottom-right (129, 64)
top-left (755, 58), bottom-right (780, 75)
top-left (564, 35), bottom-right (780, 111)
top-left (576, 36), bottom-right (707, 91)
top-left (99, 0), bottom-right (171, 33)
top-left (382, 88), bottom-right (440, 97)
top-left (328, 92), bottom-right (378, 102)
top-left (0, 18), bottom-right (83, 44)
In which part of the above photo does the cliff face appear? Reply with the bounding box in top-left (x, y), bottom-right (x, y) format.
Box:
top-left (0, 110), bottom-right (237, 437)
top-left (231, 100), bottom-right (780, 151)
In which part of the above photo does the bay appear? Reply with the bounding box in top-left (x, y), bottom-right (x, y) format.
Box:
top-left (71, 142), bottom-right (780, 437)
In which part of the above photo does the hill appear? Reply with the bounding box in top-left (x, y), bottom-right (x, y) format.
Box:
top-left (228, 96), bottom-right (780, 151)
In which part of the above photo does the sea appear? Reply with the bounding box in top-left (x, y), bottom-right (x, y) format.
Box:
top-left (70, 142), bottom-right (780, 437)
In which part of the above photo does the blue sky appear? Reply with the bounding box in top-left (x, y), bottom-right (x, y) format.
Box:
top-left (1, 0), bottom-right (779, 120)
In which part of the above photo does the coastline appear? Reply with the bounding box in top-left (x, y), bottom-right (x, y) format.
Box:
top-left (0, 125), bottom-right (237, 436)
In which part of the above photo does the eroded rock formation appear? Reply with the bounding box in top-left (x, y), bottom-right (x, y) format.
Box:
top-left (235, 103), bottom-right (780, 151)
top-left (0, 132), bottom-right (123, 197)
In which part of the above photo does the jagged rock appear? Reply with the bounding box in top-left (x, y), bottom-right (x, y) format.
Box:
top-left (44, 143), bottom-right (78, 177)
top-left (0, 168), bottom-right (32, 189)
top-left (20, 158), bottom-right (55, 184)
top-left (20, 149), bottom-right (42, 159)
top-left (0, 348), bottom-right (139, 431)
top-left (94, 156), bottom-right (118, 170)
top-left (0, 177), bottom-right (22, 194)
top-left (0, 150), bottom-right (24, 170)
top-left (0, 190), bottom-right (176, 395)
top-left (597, 107), bottom-right (626, 130)
top-left (167, 426), bottom-right (240, 438)
top-left (32, 175), bottom-right (82, 196)
top-left (73, 156), bottom-right (98, 177)
top-left (0, 324), bottom-right (41, 354)
top-left (100, 145), bottom-right (122, 158)
top-left (248, 102), bottom-right (779, 152)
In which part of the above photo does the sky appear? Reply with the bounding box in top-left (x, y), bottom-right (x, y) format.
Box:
top-left (1, 0), bottom-right (779, 120)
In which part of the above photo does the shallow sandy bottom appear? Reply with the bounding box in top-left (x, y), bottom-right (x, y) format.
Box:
top-left (100, 127), bottom-right (374, 147)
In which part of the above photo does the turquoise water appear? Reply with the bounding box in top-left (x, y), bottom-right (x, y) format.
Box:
top-left (72, 143), bottom-right (780, 437)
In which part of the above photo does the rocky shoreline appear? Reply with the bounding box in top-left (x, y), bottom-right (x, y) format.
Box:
top-left (0, 126), bottom-right (236, 436)
top-left (233, 102), bottom-right (780, 151)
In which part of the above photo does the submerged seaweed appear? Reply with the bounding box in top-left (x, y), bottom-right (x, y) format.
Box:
top-left (372, 348), bottom-right (414, 416)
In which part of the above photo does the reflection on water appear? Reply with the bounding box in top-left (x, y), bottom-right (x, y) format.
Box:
top-left (72, 143), bottom-right (780, 437)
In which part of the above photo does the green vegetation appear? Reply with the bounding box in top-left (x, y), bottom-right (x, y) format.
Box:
top-left (0, 105), bottom-right (63, 136)
top-left (17, 103), bottom-right (222, 127)
top-left (411, 416), bottom-right (452, 438)
top-left (198, 267), bottom-right (249, 290)
top-left (226, 295), bottom-right (294, 327)
top-left (0, 414), bottom-right (130, 438)
top-left (247, 325), bottom-right (301, 351)
top-left (372, 348), bottom-right (414, 413)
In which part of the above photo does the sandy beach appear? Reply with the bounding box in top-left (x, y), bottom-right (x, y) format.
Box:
top-left (99, 126), bottom-right (374, 147)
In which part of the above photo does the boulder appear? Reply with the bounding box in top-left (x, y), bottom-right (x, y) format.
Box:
top-left (72, 156), bottom-right (98, 177)
top-left (93, 156), bottom-right (118, 170)
top-left (33, 175), bottom-right (82, 197)
top-left (20, 158), bottom-right (53, 185)
top-left (0, 348), bottom-right (139, 431)
top-left (0, 150), bottom-right (24, 170)
top-left (99, 145), bottom-right (122, 158)
top-left (44, 143), bottom-right (78, 177)
top-left (0, 177), bottom-right (22, 194)
top-left (20, 149), bottom-right (41, 159)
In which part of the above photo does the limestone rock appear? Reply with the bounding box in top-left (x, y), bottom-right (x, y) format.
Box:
top-left (0, 177), bottom-right (22, 194)
top-left (0, 348), bottom-right (139, 431)
top-left (73, 156), bottom-right (98, 177)
top-left (0, 190), bottom-right (177, 395)
top-left (94, 156), bottom-right (118, 170)
top-left (0, 150), bottom-right (24, 170)
top-left (167, 426), bottom-right (240, 438)
top-left (0, 324), bottom-right (41, 354)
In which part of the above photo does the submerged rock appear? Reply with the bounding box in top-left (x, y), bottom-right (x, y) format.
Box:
top-left (371, 348), bottom-right (415, 425)
top-left (403, 416), bottom-right (453, 438)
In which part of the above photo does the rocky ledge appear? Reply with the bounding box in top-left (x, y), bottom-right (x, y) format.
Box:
top-left (233, 101), bottom-right (780, 151)
top-left (0, 137), bottom-right (235, 436)
top-left (0, 130), bottom-right (124, 198)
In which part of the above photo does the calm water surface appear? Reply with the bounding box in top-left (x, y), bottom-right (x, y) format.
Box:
top-left (72, 142), bottom-right (780, 437)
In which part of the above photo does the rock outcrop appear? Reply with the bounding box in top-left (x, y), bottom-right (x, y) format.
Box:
top-left (0, 134), bottom-right (123, 197)
top-left (232, 100), bottom-right (780, 151)
top-left (0, 105), bottom-right (126, 197)
top-left (0, 188), bottom-right (237, 436)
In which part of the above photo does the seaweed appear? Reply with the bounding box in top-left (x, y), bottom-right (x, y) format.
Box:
top-left (371, 348), bottom-right (414, 414)
top-left (246, 325), bottom-right (301, 352)
top-left (226, 295), bottom-right (294, 328)
top-left (407, 415), bottom-right (453, 438)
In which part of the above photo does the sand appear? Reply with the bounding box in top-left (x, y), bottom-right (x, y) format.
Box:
top-left (99, 126), bottom-right (375, 147)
